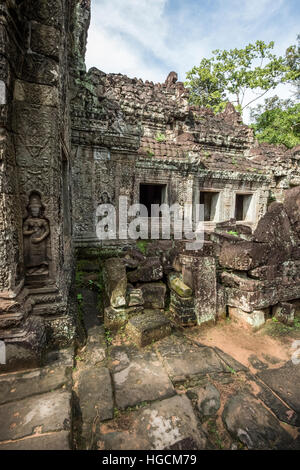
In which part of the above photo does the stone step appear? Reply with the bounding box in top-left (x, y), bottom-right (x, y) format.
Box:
top-left (126, 309), bottom-right (172, 347)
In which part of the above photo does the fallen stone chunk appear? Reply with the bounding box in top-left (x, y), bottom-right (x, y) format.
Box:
top-left (0, 431), bottom-right (70, 450)
top-left (104, 305), bottom-right (143, 331)
top-left (127, 287), bottom-right (144, 306)
top-left (170, 291), bottom-right (196, 325)
top-left (283, 186), bottom-right (300, 237)
top-left (168, 273), bottom-right (192, 297)
top-left (0, 390), bottom-right (71, 441)
top-left (253, 202), bottom-right (294, 263)
top-left (248, 265), bottom-right (280, 280)
top-left (99, 395), bottom-right (207, 450)
top-left (112, 356), bottom-right (175, 409)
top-left (222, 391), bottom-right (292, 449)
top-left (228, 306), bottom-right (266, 330)
top-left (127, 257), bottom-right (163, 283)
top-left (272, 302), bottom-right (295, 325)
top-left (104, 306), bottom-right (128, 331)
top-left (103, 258), bottom-right (127, 308)
top-left (188, 383), bottom-right (220, 417)
top-left (140, 282), bottom-right (166, 308)
top-left (219, 241), bottom-right (268, 271)
top-left (76, 367), bottom-right (113, 449)
top-left (126, 310), bottom-right (172, 347)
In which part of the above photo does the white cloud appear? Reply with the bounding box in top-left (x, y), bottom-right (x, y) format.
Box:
top-left (86, 0), bottom-right (299, 114)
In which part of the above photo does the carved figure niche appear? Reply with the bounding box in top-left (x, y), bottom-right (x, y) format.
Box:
top-left (23, 192), bottom-right (50, 281)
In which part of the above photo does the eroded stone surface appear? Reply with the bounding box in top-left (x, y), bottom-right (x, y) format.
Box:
top-left (127, 257), bottom-right (163, 283)
top-left (0, 363), bottom-right (72, 405)
top-left (157, 335), bottom-right (227, 381)
top-left (0, 431), bottom-right (70, 450)
top-left (0, 390), bottom-right (71, 441)
top-left (76, 366), bottom-right (114, 449)
top-left (112, 353), bottom-right (175, 410)
top-left (140, 282), bottom-right (166, 309)
top-left (99, 395), bottom-right (207, 450)
top-left (189, 383), bottom-right (221, 417)
top-left (103, 258), bottom-right (127, 308)
top-left (258, 362), bottom-right (300, 413)
top-left (126, 310), bottom-right (172, 347)
top-left (222, 391), bottom-right (292, 449)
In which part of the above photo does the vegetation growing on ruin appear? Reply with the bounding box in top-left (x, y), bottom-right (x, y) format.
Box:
top-left (136, 240), bottom-right (149, 255)
top-left (185, 36), bottom-right (300, 148)
top-left (250, 98), bottom-right (300, 149)
top-left (155, 132), bottom-right (166, 142)
top-left (185, 40), bottom-right (297, 114)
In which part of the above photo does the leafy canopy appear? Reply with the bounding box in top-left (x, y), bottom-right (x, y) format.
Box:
top-left (185, 40), bottom-right (298, 114)
top-left (285, 34), bottom-right (300, 101)
top-left (250, 96), bottom-right (300, 149)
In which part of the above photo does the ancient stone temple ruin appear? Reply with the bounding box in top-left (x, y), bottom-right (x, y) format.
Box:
top-left (0, 0), bottom-right (300, 451)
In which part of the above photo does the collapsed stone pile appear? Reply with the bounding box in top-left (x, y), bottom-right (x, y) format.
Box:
top-left (102, 241), bottom-right (198, 346)
top-left (216, 186), bottom-right (300, 328)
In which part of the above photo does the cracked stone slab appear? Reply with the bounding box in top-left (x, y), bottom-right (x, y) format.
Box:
top-left (157, 335), bottom-right (227, 381)
top-left (255, 376), bottom-right (300, 427)
top-left (222, 391), bottom-right (293, 450)
top-left (98, 395), bottom-right (207, 450)
top-left (0, 363), bottom-right (72, 405)
top-left (0, 431), bottom-right (70, 450)
top-left (76, 366), bottom-right (113, 449)
top-left (257, 361), bottom-right (300, 413)
top-left (81, 325), bottom-right (107, 365)
top-left (213, 347), bottom-right (247, 372)
top-left (0, 390), bottom-right (71, 441)
top-left (112, 356), bottom-right (175, 409)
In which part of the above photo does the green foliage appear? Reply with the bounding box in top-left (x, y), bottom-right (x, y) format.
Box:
top-left (226, 366), bottom-right (237, 375)
top-left (75, 270), bottom-right (84, 287)
top-left (227, 231), bottom-right (238, 237)
top-left (136, 240), bottom-right (149, 255)
top-left (185, 40), bottom-right (298, 114)
top-left (250, 97), bottom-right (300, 148)
top-left (146, 148), bottom-right (154, 157)
top-left (105, 328), bottom-right (113, 345)
top-left (155, 132), bottom-right (166, 142)
top-left (285, 34), bottom-right (300, 101)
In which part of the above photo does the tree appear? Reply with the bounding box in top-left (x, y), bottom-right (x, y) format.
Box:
top-left (185, 40), bottom-right (298, 114)
top-left (285, 34), bottom-right (300, 101)
top-left (250, 96), bottom-right (300, 149)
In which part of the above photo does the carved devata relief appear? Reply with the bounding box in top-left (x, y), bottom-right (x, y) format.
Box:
top-left (23, 192), bottom-right (50, 278)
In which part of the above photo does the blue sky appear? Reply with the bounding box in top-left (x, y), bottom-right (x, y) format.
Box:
top-left (86, 0), bottom-right (299, 119)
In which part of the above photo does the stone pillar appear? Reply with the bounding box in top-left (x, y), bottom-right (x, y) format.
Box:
top-left (180, 252), bottom-right (217, 325)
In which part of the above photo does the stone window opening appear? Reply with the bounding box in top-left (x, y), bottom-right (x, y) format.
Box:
top-left (139, 183), bottom-right (167, 217)
top-left (199, 191), bottom-right (220, 222)
top-left (235, 193), bottom-right (253, 221)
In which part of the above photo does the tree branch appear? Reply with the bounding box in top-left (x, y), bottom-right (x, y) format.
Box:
top-left (242, 88), bottom-right (270, 110)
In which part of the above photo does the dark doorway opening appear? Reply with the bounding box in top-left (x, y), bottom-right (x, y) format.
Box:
top-left (200, 191), bottom-right (219, 221)
top-left (139, 184), bottom-right (166, 215)
top-left (235, 194), bottom-right (252, 221)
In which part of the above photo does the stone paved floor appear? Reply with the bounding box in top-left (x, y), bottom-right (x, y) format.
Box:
top-left (0, 326), bottom-right (299, 450)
